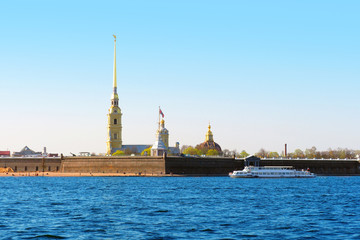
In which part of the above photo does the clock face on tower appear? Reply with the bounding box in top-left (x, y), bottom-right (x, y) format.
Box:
top-left (114, 110), bottom-right (117, 113)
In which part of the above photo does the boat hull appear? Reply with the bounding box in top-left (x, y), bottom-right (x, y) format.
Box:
top-left (229, 166), bottom-right (316, 178)
top-left (229, 174), bottom-right (316, 178)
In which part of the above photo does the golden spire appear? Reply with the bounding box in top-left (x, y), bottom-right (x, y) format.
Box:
top-left (111, 35), bottom-right (119, 104)
top-left (113, 35), bottom-right (117, 92)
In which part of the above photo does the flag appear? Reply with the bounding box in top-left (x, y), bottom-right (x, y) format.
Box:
top-left (159, 108), bottom-right (164, 118)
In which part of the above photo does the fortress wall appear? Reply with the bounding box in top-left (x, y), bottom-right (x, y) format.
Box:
top-left (61, 156), bottom-right (165, 174)
top-left (164, 157), bottom-right (360, 175)
top-left (0, 156), bottom-right (358, 175)
top-left (0, 158), bottom-right (62, 172)
top-left (164, 156), bottom-right (243, 175)
top-left (260, 159), bottom-right (360, 175)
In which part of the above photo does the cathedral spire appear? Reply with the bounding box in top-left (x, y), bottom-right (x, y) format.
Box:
top-left (112, 35), bottom-right (118, 98)
top-left (107, 35), bottom-right (122, 155)
top-left (111, 35), bottom-right (119, 107)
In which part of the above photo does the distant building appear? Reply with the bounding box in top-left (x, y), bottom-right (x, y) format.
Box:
top-left (121, 145), bottom-right (151, 154)
top-left (158, 119), bottom-right (169, 148)
top-left (48, 153), bottom-right (59, 157)
top-left (151, 131), bottom-right (167, 157)
top-left (0, 151), bottom-right (10, 157)
top-left (151, 118), bottom-right (180, 156)
top-left (169, 142), bottom-right (180, 155)
top-left (79, 152), bottom-right (91, 157)
top-left (197, 124), bottom-right (222, 153)
top-left (107, 35), bottom-right (122, 155)
top-left (12, 146), bottom-right (42, 157)
top-left (105, 36), bottom-right (180, 156)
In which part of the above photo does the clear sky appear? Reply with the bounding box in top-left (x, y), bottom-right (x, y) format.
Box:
top-left (0, 0), bottom-right (359, 155)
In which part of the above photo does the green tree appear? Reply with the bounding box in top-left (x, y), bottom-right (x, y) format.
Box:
top-left (268, 152), bottom-right (279, 158)
top-left (141, 147), bottom-right (152, 156)
top-left (183, 147), bottom-right (201, 156)
top-left (293, 149), bottom-right (304, 158)
top-left (256, 148), bottom-right (268, 158)
top-left (238, 150), bottom-right (249, 158)
top-left (328, 148), bottom-right (335, 159)
top-left (339, 149), bottom-right (346, 159)
top-left (180, 145), bottom-right (191, 153)
top-left (206, 149), bottom-right (219, 156)
top-left (195, 145), bottom-right (209, 155)
top-left (305, 146), bottom-right (317, 159)
top-left (112, 150), bottom-right (125, 156)
top-left (222, 149), bottom-right (231, 157)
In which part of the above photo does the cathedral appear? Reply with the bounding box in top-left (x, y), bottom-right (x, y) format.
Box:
top-left (106, 36), bottom-right (179, 156)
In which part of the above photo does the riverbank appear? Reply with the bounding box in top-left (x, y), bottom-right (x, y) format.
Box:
top-left (0, 172), bottom-right (228, 177)
top-left (1, 172), bottom-right (359, 177)
top-left (0, 172), bottom-right (172, 177)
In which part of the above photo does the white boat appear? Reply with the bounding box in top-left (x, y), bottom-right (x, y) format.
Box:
top-left (229, 166), bottom-right (316, 178)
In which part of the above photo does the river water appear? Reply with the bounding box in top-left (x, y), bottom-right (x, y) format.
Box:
top-left (0, 176), bottom-right (359, 239)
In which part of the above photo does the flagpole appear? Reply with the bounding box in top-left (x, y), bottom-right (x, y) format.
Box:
top-left (158, 106), bottom-right (160, 130)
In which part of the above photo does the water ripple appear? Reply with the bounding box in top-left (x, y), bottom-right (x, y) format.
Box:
top-left (0, 177), bottom-right (359, 239)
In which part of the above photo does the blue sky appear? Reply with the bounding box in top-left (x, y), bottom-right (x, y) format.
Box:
top-left (0, 0), bottom-right (359, 155)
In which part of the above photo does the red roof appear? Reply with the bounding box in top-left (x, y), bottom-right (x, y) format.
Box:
top-left (0, 151), bottom-right (10, 156)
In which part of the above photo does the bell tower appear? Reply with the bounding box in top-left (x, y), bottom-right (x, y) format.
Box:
top-left (107, 35), bottom-right (122, 155)
top-left (205, 123), bottom-right (214, 142)
top-left (158, 119), bottom-right (169, 148)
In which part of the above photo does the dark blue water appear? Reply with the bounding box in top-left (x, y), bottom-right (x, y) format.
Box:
top-left (0, 177), bottom-right (360, 239)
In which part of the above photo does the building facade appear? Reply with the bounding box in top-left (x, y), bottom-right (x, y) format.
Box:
top-left (12, 146), bottom-right (43, 157)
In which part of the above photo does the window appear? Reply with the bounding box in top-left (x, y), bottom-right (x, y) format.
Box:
top-left (36, 166), bottom-right (39, 171)
top-left (25, 166), bottom-right (27, 171)
top-left (56, 166), bottom-right (59, 171)
top-left (48, 166), bottom-right (51, 171)
top-left (114, 119), bottom-right (117, 125)
top-left (114, 133), bottom-right (117, 139)
top-left (14, 166), bottom-right (17, 172)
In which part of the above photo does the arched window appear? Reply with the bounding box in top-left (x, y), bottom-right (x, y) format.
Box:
top-left (114, 119), bottom-right (117, 125)
top-left (114, 133), bottom-right (117, 139)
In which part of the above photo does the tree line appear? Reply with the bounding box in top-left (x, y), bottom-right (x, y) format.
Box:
top-left (181, 145), bottom-right (360, 159)
top-left (253, 146), bottom-right (360, 159)
top-left (112, 145), bottom-right (360, 159)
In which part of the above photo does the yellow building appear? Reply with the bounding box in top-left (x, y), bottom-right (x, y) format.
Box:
top-left (106, 35), bottom-right (122, 155)
top-left (157, 119), bottom-right (169, 148)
